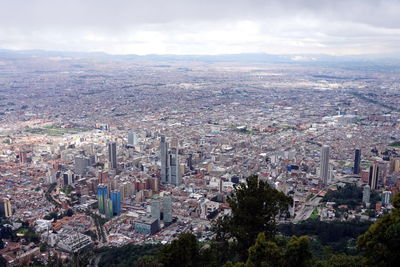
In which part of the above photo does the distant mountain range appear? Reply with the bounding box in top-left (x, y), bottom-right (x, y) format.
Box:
top-left (1, 48), bottom-right (399, 66)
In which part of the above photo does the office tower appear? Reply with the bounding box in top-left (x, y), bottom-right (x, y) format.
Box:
top-left (111, 190), bottom-right (121, 216)
top-left (0, 198), bottom-right (12, 217)
top-left (353, 149), bottom-right (361, 174)
top-left (187, 153), bottom-right (193, 170)
top-left (163, 195), bottom-right (172, 224)
top-left (382, 191), bottom-right (392, 205)
top-left (320, 146), bottom-right (330, 185)
top-left (128, 130), bottom-right (137, 146)
top-left (160, 136), bottom-right (169, 183)
top-left (97, 184), bottom-right (108, 214)
top-left (362, 185), bottom-right (371, 204)
top-left (18, 150), bottom-right (28, 163)
top-left (149, 178), bottom-right (159, 192)
top-left (369, 163), bottom-right (379, 190)
top-left (74, 155), bottom-right (90, 175)
top-left (151, 199), bottom-right (161, 222)
top-left (108, 142), bottom-right (117, 169)
top-left (98, 170), bottom-right (109, 184)
top-left (105, 199), bottom-right (113, 219)
top-left (390, 158), bottom-right (400, 174)
top-left (160, 136), bottom-right (181, 186)
top-left (63, 170), bottom-right (75, 186)
top-left (168, 148), bottom-right (180, 185)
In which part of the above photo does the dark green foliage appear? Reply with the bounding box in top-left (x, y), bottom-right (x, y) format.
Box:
top-left (97, 244), bottom-right (161, 267)
top-left (322, 184), bottom-right (380, 208)
top-left (389, 140), bottom-right (400, 148)
top-left (284, 236), bottom-right (313, 267)
top-left (134, 255), bottom-right (163, 267)
top-left (278, 219), bottom-right (371, 253)
top-left (214, 175), bottom-right (292, 260)
top-left (158, 233), bottom-right (200, 267)
top-left (18, 227), bottom-right (40, 244)
top-left (227, 233), bottom-right (313, 267)
top-left (357, 193), bottom-right (400, 267)
top-left (315, 254), bottom-right (367, 267)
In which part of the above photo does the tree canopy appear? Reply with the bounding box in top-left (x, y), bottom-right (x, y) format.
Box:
top-left (357, 192), bottom-right (400, 267)
top-left (214, 175), bottom-right (293, 260)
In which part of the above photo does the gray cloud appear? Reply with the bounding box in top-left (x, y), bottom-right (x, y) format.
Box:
top-left (0, 0), bottom-right (399, 55)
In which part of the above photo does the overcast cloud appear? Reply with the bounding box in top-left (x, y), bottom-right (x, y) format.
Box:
top-left (0, 0), bottom-right (399, 55)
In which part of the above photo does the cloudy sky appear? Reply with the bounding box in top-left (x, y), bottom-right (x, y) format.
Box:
top-left (0, 0), bottom-right (399, 55)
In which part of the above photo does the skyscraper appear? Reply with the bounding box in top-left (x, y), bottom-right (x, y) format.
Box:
top-left (382, 191), bottom-right (392, 205)
top-left (97, 184), bottom-right (108, 214)
top-left (369, 163), bottom-right (379, 190)
top-left (168, 148), bottom-right (180, 186)
top-left (160, 136), bottom-right (181, 186)
top-left (108, 142), bottom-right (117, 170)
top-left (163, 195), bottom-right (172, 224)
top-left (74, 155), bottom-right (90, 175)
top-left (105, 198), bottom-right (113, 219)
top-left (151, 199), bottom-right (161, 222)
top-left (111, 190), bottom-right (121, 216)
top-left (0, 198), bottom-right (12, 218)
top-left (353, 149), bottom-right (361, 174)
top-left (160, 136), bottom-right (169, 183)
top-left (63, 170), bottom-right (75, 186)
top-left (320, 145), bottom-right (330, 185)
top-left (128, 130), bottom-right (137, 146)
top-left (362, 185), bottom-right (371, 204)
top-left (187, 153), bottom-right (193, 170)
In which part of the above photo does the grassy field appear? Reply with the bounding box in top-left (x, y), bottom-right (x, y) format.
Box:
top-left (309, 208), bottom-right (320, 219)
top-left (26, 124), bottom-right (90, 136)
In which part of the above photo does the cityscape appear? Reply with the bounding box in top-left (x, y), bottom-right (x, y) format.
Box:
top-left (1, 1), bottom-right (400, 266)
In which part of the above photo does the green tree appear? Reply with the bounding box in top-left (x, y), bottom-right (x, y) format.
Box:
top-left (158, 233), bottom-right (200, 267)
top-left (357, 192), bottom-right (400, 267)
top-left (246, 232), bottom-right (283, 267)
top-left (224, 233), bottom-right (313, 267)
top-left (214, 175), bottom-right (292, 260)
top-left (316, 254), bottom-right (366, 267)
top-left (284, 236), bottom-right (313, 267)
top-left (134, 255), bottom-right (163, 267)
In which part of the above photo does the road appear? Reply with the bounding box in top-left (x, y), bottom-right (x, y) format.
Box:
top-left (293, 196), bottom-right (322, 223)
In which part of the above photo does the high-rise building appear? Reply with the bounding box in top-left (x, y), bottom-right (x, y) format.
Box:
top-left (362, 185), bottom-right (371, 204)
top-left (187, 153), bottom-right (193, 170)
top-left (128, 130), bottom-right (138, 146)
top-left (320, 146), bottom-right (330, 185)
top-left (97, 184), bottom-right (108, 214)
top-left (151, 199), bottom-right (161, 223)
top-left (369, 163), bottom-right (379, 190)
top-left (98, 170), bottom-right (109, 184)
top-left (160, 136), bottom-right (169, 183)
top-left (105, 198), bottom-right (113, 219)
top-left (108, 142), bottom-right (117, 169)
top-left (0, 198), bottom-right (12, 217)
top-left (168, 148), bottom-right (180, 186)
top-left (18, 150), bottom-right (28, 163)
top-left (390, 158), bottom-right (400, 174)
top-left (160, 136), bottom-right (181, 186)
top-left (382, 191), bottom-right (392, 205)
top-left (63, 170), bottom-right (75, 186)
top-left (74, 156), bottom-right (90, 175)
top-left (163, 195), bottom-right (172, 224)
top-left (353, 149), bottom-right (361, 174)
top-left (111, 190), bottom-right (121, 216)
